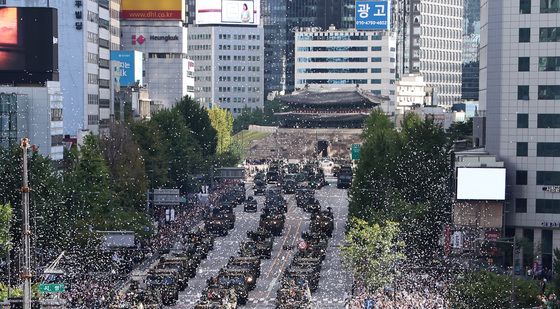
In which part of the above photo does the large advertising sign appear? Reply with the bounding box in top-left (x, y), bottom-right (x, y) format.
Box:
top-left (111, 51), bottom-right (143, 87)
top-left (0, 7), bottom-right (58, 85)
top-left (121, 0), bottom-right (185, 21)
top-left (196, 0), bottom-right (261, 26)
top-left (456, 168), bottom-right (506, 200)
top-left (355, 0), bottom-right (391, 30)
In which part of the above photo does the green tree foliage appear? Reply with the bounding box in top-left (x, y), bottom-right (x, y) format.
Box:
top-left (129, 120), bottom-right (169, 189)
top-left (232, 101), bottom-right (283, 133)
top-left (447, 118), bottom-right (474, 141)
top-left (174, 96), bottom-right (217, 156)
top-left (447, 271), bottom-right (541, 309)
top-left (208, 107), bottom-right (234, 154)
top-left (0, 203), bottom-right (12, 248)
top-left (349, 111), bottom-right (453, 259)
top-left (100, 122), bottom-right (148, 212)
top-left (341, 218), bottom-right (405, 292)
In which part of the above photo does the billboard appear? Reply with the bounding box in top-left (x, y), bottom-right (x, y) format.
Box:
top-left (456, 168), bottom-right (506, 200)
top-left (111, 51), bottom-right (143, 87)
top-left (196, 0), bottom-right (261, 26)
top-left (121, 0), bottom-right (185, 21)
top-left (0, 7), bottom-right (58, 85)
top-left (355, 0), bottom-right (391, 30)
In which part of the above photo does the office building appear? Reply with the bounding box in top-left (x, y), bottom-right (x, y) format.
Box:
top-left (395, 74), bottom-right (432, 114)
top-left (262, 0), bottom-right (288, 97)
top-left (120, 21), bottom-right (193, 109)
top-left (462, 0), bottom-right (480, 101)
top-left (294, 27), bottom-right (397, 113)
top-left (406, 0), bottom-right (464, 107)
top-left (480, 0), bottom-right (560, 269)
top-left (3, 0), bottom-right (121, 136)
top-left (188, 26), bottom-right (265, 115)
top-left (0, 82), bottom-right (64, 160)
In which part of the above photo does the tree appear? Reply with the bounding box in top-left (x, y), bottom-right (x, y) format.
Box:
top-left (341, 218), bottom-right (405, 293)
top-left (447, 271), bottom-right (541, 309)
top-left (150, 109), bottom-right (205, 192)
top-left (447, 118), bottom-right (473, 141)
top-left (100, 122), bottom-right (148, 212)
top-left (0, 203), bottom-right (12, 248)
top-left (174, 96), bottom-right (217, 156)
top-left (349, 111), bottom-right (453, 259)
top-left (208, 107), bottom-right (234, 154)
top-left (129, 120), bottom-right (170, 189)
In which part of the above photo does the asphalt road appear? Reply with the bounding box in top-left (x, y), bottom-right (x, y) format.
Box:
top-left (171, 179), bottom-right (351, 308)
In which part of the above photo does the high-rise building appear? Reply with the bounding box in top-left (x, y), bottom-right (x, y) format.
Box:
top-left (406, 0), bottom-right (464, 107)
top-left (294, 27), bottom-right (397, 113)
top-left (3, 0), bottom-right (121, 136)
top-left (259, 0), bottom-right (344, 96)
top-left (188, 26), bottom-right (265, 115)
top-left (480, 0), bottom-right (560, 270)
top-left (262, 0), bottom-right (288, 97)
top-left (462, 0), bottom-right (480, 101)
top-left (119, 0), bottom-right (193, 110)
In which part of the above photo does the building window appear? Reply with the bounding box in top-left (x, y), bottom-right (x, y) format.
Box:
top-left (516, 170), bottom-right (528, 185)
top-left (51, 134), bottom-right (63, 147)
top-left (539, 57), bottom-right (560, 71)
top-left (541, 0), bottom-right (560, 13)
top-left (371, 46), bottom-right (382, 51)
top-left (371, 57), bottom-right (382, 62)
top-left (536, 199), bottom-right (560, 213)
top-left (88, 94), bottom-right (98, 105)
top-left (520, 0), bottom-right (532, 13)
top-left (517, 142), bottom-right (529, 156)
top-left (518, 57), bottom-right (530, 71)
top-left (371, 68), bottom-right (382, 73)
top-left (537, 142), bottom-right (560, 157)
top-left (537, 171), bottom-right (560, 185)
top-left (538, 85), bottom-right (560, 100)
top-left (51, 108), bottom-right (63, 121)
top-left (517, 114), bottom-right (529, 128)
top-left (516, 198), bottom-right (527, 213)
top-left (540, 27), bottom-right (560, 42)
top-left (518, 85), bottom-right (530, 100)
top-left (371, 79), bottom-right (382, 84)
top-left (542, 229), bottom-right (553, 270)
top-left (88, 74), bottom-right (98, 85)
top-left (538, 114), bottom-right (560, 128)
top-left (519, 28), bottom-right (531, 42)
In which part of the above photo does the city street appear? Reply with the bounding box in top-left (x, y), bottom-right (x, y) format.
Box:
top-left (171, 179), bottom-right (351, 308)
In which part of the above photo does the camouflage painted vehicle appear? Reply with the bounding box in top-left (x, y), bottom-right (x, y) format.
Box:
top-left (195, 286), bottom-right (238, 309)
top-left (227, 256), bottom-right (261, 278)
top-left (259, 212), bottom-right (285, 236)
top-left (310, 209), bottom-right (334, 237)
top-left (146, 269), bottom-right (180, 306)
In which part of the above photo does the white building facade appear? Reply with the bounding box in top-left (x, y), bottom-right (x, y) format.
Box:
top-left (395, 74), bottom-right (431, 114)
top-left (3, 0), bottom-right (120, 136)
top-left (0, 82), bottom-right (64, 160)
top-left (188, 26), bottom-right (265, 115)
top-left (481, 0), bottom-right (560, 270)
top-left (294, 27), bottom-right (397, 112)
top-left (407, 0), bottom-right (464, 108)
top-left (121, 21), bottom-right (194, 109)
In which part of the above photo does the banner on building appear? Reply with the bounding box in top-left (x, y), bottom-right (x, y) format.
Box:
top-left (121, 0), bottom-right (185, 21)
top-left (355, 0), bottom-right (391, 30)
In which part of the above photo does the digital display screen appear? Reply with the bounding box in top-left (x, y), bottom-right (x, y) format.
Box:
top-left (196, 0), bottom-right (260, 25)
top-left (0, 7), bottom-right (58, 85)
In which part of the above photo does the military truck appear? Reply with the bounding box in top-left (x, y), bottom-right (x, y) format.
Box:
top-left (303, 198), bottom-right (321, 213)
top-left (275, 286), bottom-right (312, 309)
top-left (205, 213), bottom-right (229, 236)
top-left (219, 267), bottom-right (257, 291)
top-left (162, 254), bottom-right (198, 279)
top-left (253, 179), bottom-right (266, 195)
top-left (156, 259), bottom-right (188, 291)
top-left (239, 240), bottom-right (272, 259)
top-left (227, 256), bottom-right (261, 278)
top-left (195, 286), bottom-right (238, 309)
top-left (146, 269), bottom-right (180, 306)
top-left (259, 212), bottom-right (285, 236)
top-left (310, 209), bottom-right (334, 237)
top-left (283, 267), bottom-right (320, 292)
top-left (211, 273), bottom-right (250, 305)
top-left (282, 179), bottom-right (297, 194)
top-left (244, 196), bottom-right (258, 212)
top-left (295, 189), bottom-right (314, 208)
